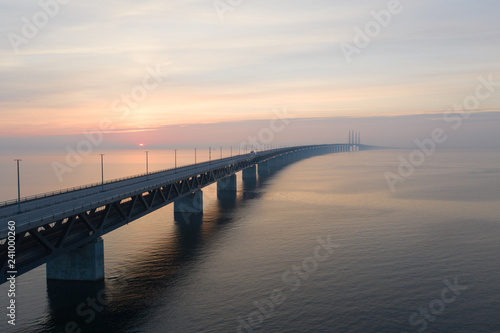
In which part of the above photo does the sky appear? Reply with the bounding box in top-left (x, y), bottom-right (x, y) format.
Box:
top-left (1, 0), bottom-right (499, 148)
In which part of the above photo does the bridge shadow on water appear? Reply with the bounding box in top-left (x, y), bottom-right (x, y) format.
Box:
top-left (38, 164), bottom-right (290, 333)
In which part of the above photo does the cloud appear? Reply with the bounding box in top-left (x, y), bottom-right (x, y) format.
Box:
top-left (1, 0), bottom-right (500, 137)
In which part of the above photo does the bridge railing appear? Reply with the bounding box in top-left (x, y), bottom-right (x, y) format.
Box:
top-left (0, 169), bottom-right (172, 208)
top-left (0, 155), bottom-right (261, 237)
top-left (0, 145), bottom-right (333, 232)
top-left (0, 145), bottom-right (320, 211)
top-left (0, 152), bottom-right (258, 212)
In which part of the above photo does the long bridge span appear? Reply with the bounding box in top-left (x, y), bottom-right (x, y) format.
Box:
top-left (0, 143), bottom-right (367, 284)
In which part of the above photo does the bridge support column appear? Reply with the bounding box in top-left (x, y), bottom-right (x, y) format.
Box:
top-left (242, 165), bottom-right (257, 180)
top-left (258, 161), bottom-right (270, 178)
top-left (46, 237), bottom-right (104, 281)
top-left (174, 191), bottom-right (203, 213)
top-left (217, 174), bottom-right (237, 199)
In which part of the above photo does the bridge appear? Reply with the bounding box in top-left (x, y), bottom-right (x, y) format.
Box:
top-left (0, 142), bottom-right (366, 284)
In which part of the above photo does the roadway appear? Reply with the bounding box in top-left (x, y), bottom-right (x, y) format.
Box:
top-left (0, 148), bottom-right (300, 238)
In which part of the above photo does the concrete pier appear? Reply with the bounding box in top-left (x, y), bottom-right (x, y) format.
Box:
top-left (46, 237), bottom-right (104, 281)
top-left (174, 191), bottom-right (203, 213)
top-left (217, 174), bottom-right (237, 199)
top-left (258, 161), bottom-right (270, 178)
top-left (242, 165), bottom-right (257, 180)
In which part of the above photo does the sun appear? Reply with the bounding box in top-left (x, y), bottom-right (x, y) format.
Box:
top-left (138, 143), bottom-right (145, 147)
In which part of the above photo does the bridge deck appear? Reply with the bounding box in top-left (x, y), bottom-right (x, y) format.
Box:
top-left (0, 152), bottom-right (259, 238)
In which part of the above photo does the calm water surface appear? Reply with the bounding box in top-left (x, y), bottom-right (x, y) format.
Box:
top-left (1, 149), bottom-right (499, 333)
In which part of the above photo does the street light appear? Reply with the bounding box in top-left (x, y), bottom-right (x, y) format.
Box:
top-left (145, 151), bottom-right (149, 179)
top-left (230, 146), bottom-right (232, 157)
top-left (209, 147), bottom-right (211, 164)
top-left (174, 149), bottom-right (177, 172)
top-left (14, 159), bottom-right (21, 213)
top-left (220, 146), bottom-right (222, 159)
top-left (99, 154), bottom-right (105, 192)
top-left (194, 148), bottom-right (197, 166)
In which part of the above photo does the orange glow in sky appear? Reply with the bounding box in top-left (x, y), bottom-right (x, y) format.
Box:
top-left (1, 2), bottom-right (499, 141)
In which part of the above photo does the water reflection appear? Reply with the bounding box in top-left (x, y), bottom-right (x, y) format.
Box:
top-left (41, 171), bottom-right (282, 333)
top-left (174, 212), bottom-right (204, 226)
top-left (44, 210), bottom-right (212, 332)
top-left (242, 178), bottom-right (257, 190)
top-left (13, 150), bottom-right (500, 333)
top-left (45, 280), bottom-right (107, 333)
top-left (216, 190), bottom-right (237, 202)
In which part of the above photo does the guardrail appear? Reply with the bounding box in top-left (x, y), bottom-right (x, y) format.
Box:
top-left (0, 155), bottom-right (260, 238)
top-left (0, 146), bottom-right (317, 217)
top-left (0, 145), bottom-right (330, 237)
top-left (0, 152), bottom-right (260, 209)
top-left (0, 157), bottom-right (248, 217)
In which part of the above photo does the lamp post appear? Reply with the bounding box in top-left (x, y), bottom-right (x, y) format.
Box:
top-left (99, 154), bottom-right (105, 192)
top-left (174, 149), bottom-right (177, 172)
top-left (230, 146), bottom-right (232, 157)
top-left (220, 146), bottom-right (222, 159)
top-left (194, 148), bottom-right (197, 166)
top-left (145, 151), bottom-right (149, 179)
top-left (209, 147), bottom-right (211, 164)
top-left (14, 159), bottom-right (21, 213)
